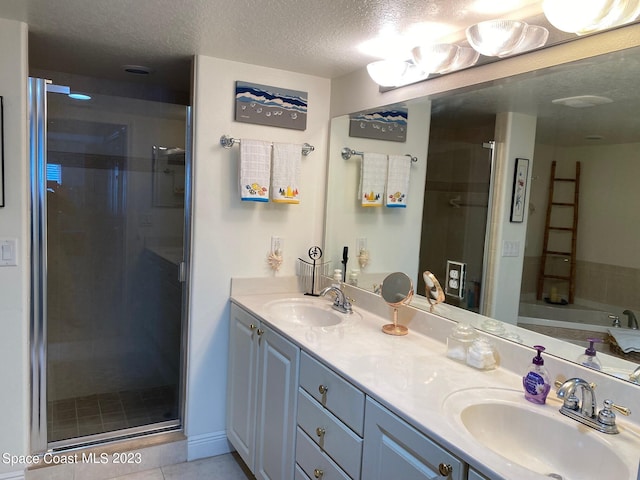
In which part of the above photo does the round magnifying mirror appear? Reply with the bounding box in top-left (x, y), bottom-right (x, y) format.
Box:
top-left (423, 271), bottom-right (445, 306)
top-left (380, 272), bottom-right (414, 336)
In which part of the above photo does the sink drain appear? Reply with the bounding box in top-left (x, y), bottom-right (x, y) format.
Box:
top-left (546, 474), bottom-right (563, 480)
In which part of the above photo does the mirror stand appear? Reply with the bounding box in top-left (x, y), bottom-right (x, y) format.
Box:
top-left (380, 272), bottom-right (414, 336)
top-left (382, 308), bottom-right (409, 336)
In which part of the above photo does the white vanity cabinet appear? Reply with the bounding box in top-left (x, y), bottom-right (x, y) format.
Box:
top-left (227, 304), bottom-right (300, 480)
top-left (468, 468), bottom-right (491, 480)
top-left (362, 397), bottom-right (465, 480)
top-left (295, 351), bottom-right (365, 479)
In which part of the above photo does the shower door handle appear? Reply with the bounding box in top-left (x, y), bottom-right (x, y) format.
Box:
top-left (179, 261), bottom-right (186, 282)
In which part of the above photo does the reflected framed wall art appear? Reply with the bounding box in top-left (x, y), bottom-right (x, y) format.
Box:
top-left (510, 157), bottom-right (529, 223)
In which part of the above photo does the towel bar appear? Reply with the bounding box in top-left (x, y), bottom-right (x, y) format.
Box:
top-left (341, 147), bottom-right (417, 163)
top-left (220, 135), bottom-right (314, 156)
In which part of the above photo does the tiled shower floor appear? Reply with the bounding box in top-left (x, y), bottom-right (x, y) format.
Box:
top-left (48, 385), bottom-right (178, 442)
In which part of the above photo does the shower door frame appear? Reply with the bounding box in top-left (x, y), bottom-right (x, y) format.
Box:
top-left (28, 77), bottom-right (193, 453)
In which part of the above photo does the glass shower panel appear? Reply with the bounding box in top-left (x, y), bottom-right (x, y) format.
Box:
top-left (418, 115), bottom-right (495, 313)
top-left (43, 90), bottom-right (187, 444)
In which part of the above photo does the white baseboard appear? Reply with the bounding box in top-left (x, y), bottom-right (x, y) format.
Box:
top-left (0, 471), bottom-right (25, 480)
top-left (187, 430), bottom-right (233, 461)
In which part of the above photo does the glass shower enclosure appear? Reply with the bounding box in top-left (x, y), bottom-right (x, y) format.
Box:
top-left (29, 78), bottom-right (191, 452)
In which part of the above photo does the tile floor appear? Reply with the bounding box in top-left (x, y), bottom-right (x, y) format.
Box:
top-left (104, 453), bottom-right (254, 480)
top-left (48, 385), bottom-right (178, 442)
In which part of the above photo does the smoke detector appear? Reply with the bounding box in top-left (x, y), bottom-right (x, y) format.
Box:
top-left (551, 95), bottom-right (612, 108)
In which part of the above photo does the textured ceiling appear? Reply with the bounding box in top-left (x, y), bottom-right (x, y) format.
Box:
top-left (429, 46), bottom-right (640, 146)
top-left (0, 0), bottom-right (548, 93)
top-left (0, 0), bottom-right (638, 146)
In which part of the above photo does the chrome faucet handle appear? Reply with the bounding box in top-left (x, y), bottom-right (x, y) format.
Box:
top-left (604, 399), bottom-right (631, 417)
top-left (609, 314), bottom-right (621, 327)
top-left (597, 400), bottom-right (631, 433)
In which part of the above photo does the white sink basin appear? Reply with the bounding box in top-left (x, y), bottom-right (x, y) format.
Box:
top-left (443, 388), bottom-right (631, 479)
top-left (265, 298), bottom-right (356, 327)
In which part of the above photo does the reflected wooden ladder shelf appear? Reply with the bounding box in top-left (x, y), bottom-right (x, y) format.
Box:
top-left (536, 161), bottom-right (581, 304)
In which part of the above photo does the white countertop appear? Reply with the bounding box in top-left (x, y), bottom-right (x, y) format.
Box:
top-left (230, 282), bottom-right (640, 480)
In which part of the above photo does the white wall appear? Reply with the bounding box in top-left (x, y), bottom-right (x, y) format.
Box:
top-left (0, 18), bottom-right (29, 474)
top-left (188, 56), bottom-right (330, 458)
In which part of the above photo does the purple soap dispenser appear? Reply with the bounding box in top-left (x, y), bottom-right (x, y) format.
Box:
top-left (522, 345), bottom-right (551, 404)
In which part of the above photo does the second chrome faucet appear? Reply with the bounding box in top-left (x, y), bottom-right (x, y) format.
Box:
top-left (556, 378), bottom-right (631, 434)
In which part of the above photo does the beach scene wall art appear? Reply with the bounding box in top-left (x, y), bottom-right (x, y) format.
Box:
top-left (235, 81), bottom-right (308, 131)
top-left (349, 107), bottom-right (408, 142)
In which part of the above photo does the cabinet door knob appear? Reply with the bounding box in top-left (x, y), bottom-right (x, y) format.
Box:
top-left (313, 468), bottom-right (324, 479)
top-left (256, 329), bottom-right (264, 336)
top-left (318, 384), bottom-right (328, 395)
top-left (249, 324), bottom-right (257, 330)
top-left (438, 463), bottom-right (453, 476)
top-left (315, 427), bottom-right (325, 438)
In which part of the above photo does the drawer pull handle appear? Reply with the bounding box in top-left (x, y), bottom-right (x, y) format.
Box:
top-left (315, 427), bottom-right (325, 438)
top-left (313, 468), bottom-right (324, 479)
top-left (438, 463), bottom-right (453, 476)
top-left (318, 384), bottom-right (328, 395)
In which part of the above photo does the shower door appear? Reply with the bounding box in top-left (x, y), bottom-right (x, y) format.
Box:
top-left (29, 78), bottom-right (191, 452)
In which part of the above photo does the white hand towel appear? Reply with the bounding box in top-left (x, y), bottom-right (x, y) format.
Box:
top-left (239, 139), bottom-right (271, 202)
top-left (386, 154), bottom-right (411, 208)
top-left (359, 152), bottom-right (387, 207)
top-left (271, 142), bottom-right (302, 204)
top-left (608, 328), bottom-right (640, 353)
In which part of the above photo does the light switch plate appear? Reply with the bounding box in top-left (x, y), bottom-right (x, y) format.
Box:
top-left (0, 238), bottom-right (18, 266)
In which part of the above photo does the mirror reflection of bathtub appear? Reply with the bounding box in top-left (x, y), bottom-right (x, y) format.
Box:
top-left (518, 301), bottom-right (628, 354)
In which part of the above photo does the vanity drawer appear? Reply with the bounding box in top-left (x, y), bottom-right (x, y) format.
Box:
top-left (295, 463), bottom-right (311, 480)
top-left (297, 388), bottom-right (362, 479)
top-left (296, 427), bottom-right (351, 480)
top-left (299, 351), bottom-right (365, 435)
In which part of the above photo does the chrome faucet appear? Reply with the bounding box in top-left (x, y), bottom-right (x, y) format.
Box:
top-left (630, 366), bottom-right (640, 384)
top-left (623, 309), bottom-right (638, 330)
top-left (320, 286), bottom-right (353, 314)
top-left (556, 378), bottom-right (630, 434)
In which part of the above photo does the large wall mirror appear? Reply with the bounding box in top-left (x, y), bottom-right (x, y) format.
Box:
top-left (325, 41), bottom-right (640, 385)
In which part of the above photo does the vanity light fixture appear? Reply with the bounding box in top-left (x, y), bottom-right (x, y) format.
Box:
top-left (465, 19), bottom-right (528, 57)
top-left (366, 20), bottom-right (549, 87)
top-left (542, 0), bottom-right (640, 35)
top-left (411, 44), bottom-right (460, 75)
top-left (498, 24), bottom-right (549, 57)
top-left (366, 59), bottom-right (409, 87)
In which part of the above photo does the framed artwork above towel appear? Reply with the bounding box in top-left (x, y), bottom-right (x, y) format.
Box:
top-left (235, 81), bottom-right (307, 131)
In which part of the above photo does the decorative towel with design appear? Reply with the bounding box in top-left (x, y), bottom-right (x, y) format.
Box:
top-left (239, 138), bottom-right (271, 202)
top-left (386, 154), bottom-right (411, 208)
top-left (271, 142), bottom-right (302, 204)
top-left (359, 152), bottom-right (387, 207)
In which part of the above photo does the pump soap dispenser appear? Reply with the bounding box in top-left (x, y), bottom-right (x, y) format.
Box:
top-left (523, 345), bottom-right (551, 405)
top-left (577, 338), bottom-right (603, 370)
